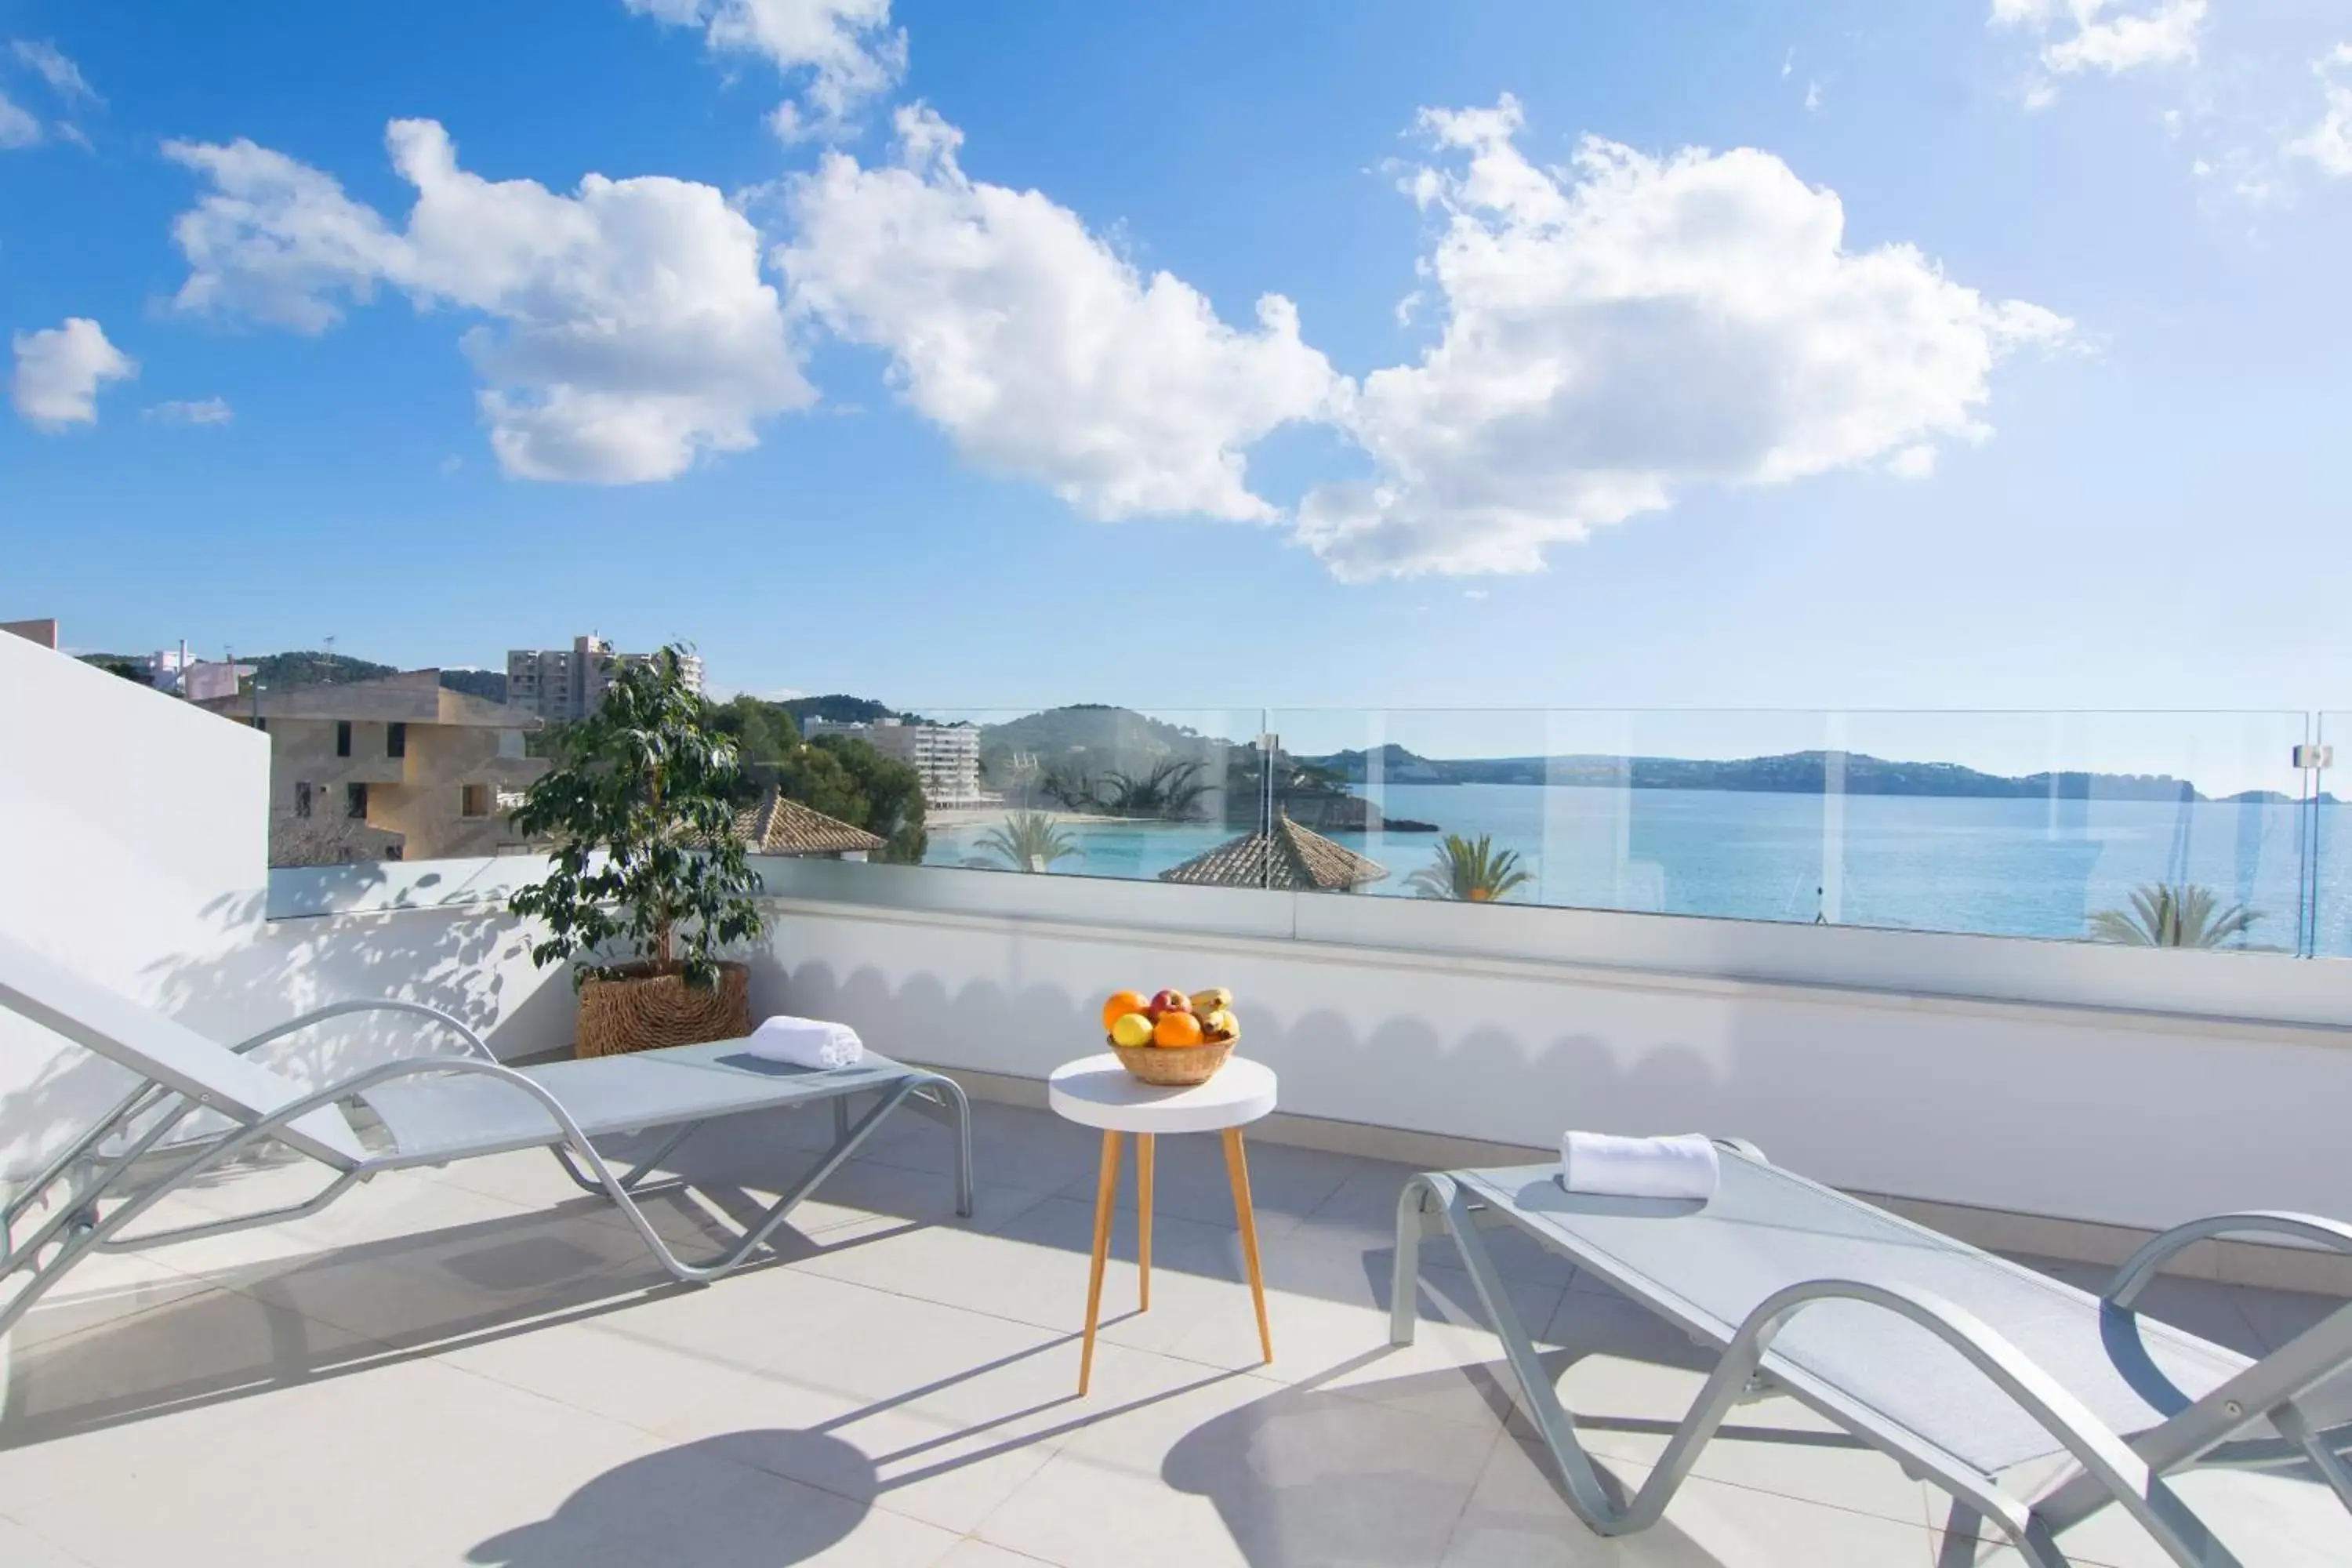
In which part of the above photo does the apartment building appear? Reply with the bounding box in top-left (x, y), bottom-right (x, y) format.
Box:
top-left (806, 716), bottom-right (985, 807)
top-left (200, 670), bottom-right (547, 863)
top-left (505, 635), bottom-right (702, 722)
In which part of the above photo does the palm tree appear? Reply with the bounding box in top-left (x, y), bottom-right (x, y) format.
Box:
top-left (1406, 833), bottom-right (1533, 902)
top-left (2088, 883), bottom-right (2261, 948)
top-left (1040, 763), bottom-right (1099, 812)
top-left (1096, 758), bottom-right (1212, 821)
top-left (972, 811), bottom-right (1080, 873)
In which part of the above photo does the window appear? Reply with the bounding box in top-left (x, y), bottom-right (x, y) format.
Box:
top-left (294, 782), bottom-right (313, 819)
top-left (336, 720), bottom-right (352, 757)
top-left (387, 722), bottom-right (406, 758)
top-left (460, 783), bottom-right (492, 818)
top-left (346, 782), bottom-right (368, 820)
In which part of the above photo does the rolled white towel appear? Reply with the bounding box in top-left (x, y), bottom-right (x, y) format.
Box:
top-left (1559, 1131), bottom-right (1720, 1201)
top-left (746, 1015), bottom-right (865, 1070)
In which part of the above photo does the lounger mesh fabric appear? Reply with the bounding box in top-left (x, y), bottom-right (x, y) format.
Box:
top-left (1462, 1159), bottom-right (2250, 1476)
top-left (362, 1045), bottom-right (927, 1163)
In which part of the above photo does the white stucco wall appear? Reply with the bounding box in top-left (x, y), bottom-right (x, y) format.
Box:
top-left (0, 640), bottom-right (572, 1177)
top-left (0, 635), bottom-right (276, 1173)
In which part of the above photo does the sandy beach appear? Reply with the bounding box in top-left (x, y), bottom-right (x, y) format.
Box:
top-left (923, 803), bottom-right (1136, 830)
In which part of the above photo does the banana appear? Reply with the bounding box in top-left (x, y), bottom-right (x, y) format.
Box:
top-left (1192, 986), bottom-right (1234, 1013)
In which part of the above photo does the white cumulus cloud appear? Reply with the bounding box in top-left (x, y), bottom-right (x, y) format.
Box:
top-left (1294, 97), bottom-right (2069, 581)
top-left (164, 120), bottom-right (811, 482)
top-left (11, 318), bottom-right (136, 429)
top-left (145, 397), bottom-right (234, 426)
top-left (2288, 45), bottom-right (2352, 176)
top-left (778, 104), bottom-right (1345, 524)
top-left (1991, 0), bottom-right (2205, 90)
top-left (625, 0), bottom-right (905, 143)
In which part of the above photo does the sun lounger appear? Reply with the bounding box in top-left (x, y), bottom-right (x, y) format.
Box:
top-left (1392, 1145), bottom-right (2352, 1567)
top-left (0, 932), bottom-right (971, 1338)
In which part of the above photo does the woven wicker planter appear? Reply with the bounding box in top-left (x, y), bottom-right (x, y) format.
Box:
top-left (575, 961), bottom-right (751, 1059)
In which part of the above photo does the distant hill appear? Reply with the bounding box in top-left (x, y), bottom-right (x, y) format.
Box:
top-left (252, 652), bottom-right (510, 702)
top-left (79, 648), bottom-right (510, 703)
top-left (1304, 743), bottom-right (2252, 803)
top-left (977, 704), bottom-right (1218, 762)
top-left (776, 694), bottom-right (909, 727)
top-left (246, 651), bottom-right (398, 688)
top-left (435, 668), bottom-right (508, 702)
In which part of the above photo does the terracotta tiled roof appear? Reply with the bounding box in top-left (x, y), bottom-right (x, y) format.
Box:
top-left (1158, 813), bottom-right (1388, 891)
top-left (733, 791), bottom-right (887, 856)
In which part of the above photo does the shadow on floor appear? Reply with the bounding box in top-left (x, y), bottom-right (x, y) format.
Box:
top-left (1157, 1348), bottom-right (1800, 1567)
top-left (466, 1429), bottom-right (877, 1567)
top-left (467, 1349), bottom-right (1265, 1566)
top-left (0, 1181), bottom-right (914, 1449)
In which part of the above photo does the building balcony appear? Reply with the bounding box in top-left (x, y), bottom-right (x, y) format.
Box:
top-left (5, 644), bottom-right (2352, 1565)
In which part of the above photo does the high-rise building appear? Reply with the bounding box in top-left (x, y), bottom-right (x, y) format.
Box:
top-left (504, 636), bottom-right (702, 721)
top-left (805, 717), bottom-right (985, 808)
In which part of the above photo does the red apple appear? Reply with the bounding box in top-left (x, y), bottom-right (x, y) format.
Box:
top-left (1146, 989), bottom-right (1192, 1020)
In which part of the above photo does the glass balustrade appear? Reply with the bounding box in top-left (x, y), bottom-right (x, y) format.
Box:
top-left (265, 697), bottom-right (2347, 958)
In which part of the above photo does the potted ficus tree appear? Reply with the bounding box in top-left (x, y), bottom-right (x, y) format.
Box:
top-left (508, 645), bottom-right (768, 1058)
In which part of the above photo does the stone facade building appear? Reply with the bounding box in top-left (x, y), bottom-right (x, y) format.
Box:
top-left (201, 671), bottom-right (546, 863)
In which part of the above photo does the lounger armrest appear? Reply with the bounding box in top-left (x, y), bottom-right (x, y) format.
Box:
top-left (2105, 1212), bottom-right (2352, 1312)
top-left (231, 1000), bottom-right (498, 1065)
top-left (1710, 1279), bottom-right (2220, 1561)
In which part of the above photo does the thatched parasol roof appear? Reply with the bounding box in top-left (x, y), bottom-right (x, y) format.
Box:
top-left (733, 791), bottom-right (887, 856)
top-left (1158, 813), bottom-right (1387, 891)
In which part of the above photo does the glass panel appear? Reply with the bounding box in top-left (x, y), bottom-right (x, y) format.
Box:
top-left (1265, 708), bottom-right (2310, 949)
top-left (2318, 715), bottom-right (2347, 959)
top-left (1269, 709), bottom-right (1837, 916)
top-left (1828, 711), bottom-right (2308, 949)
top-left (911, 708), bottom-right (1269, 883)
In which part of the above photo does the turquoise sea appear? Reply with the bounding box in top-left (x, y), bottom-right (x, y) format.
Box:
top-left (924, 784), bottom-right (2351, 956)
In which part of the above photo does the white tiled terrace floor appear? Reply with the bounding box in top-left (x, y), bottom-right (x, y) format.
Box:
top-left (2, 1097), bottom-right (2347, 1567)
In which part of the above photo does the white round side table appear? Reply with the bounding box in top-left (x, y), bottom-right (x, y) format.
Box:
top-left (1047, 1053), bottom-right (1279, 1395)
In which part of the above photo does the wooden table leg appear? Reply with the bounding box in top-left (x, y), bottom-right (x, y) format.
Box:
top-left (1137, 1132), bottom-right (1154, 1312)
top-left (1079, 1129), bottom-right (1122, 1396)
top-left (1222, 1127), bottom-right (1272, 1366)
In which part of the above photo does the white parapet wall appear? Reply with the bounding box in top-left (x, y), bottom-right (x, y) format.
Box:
top-left (743, 858), bottom-right (2352, 1246)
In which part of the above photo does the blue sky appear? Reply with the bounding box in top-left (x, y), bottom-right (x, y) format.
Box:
top-left (5, 0), bottom-right (2350, 746)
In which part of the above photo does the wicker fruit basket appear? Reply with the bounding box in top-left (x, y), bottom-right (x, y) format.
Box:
top-left (1110, 1037), bottom-right (1236, 1087)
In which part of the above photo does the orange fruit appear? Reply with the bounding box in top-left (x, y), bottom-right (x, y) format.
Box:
top-left (1102, 990), bottom-right (1149, 1032)
top-left (1152, 1011), bottom-right (1204, 1048)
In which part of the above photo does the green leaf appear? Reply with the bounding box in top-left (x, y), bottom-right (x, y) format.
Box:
top-left (506, 644), bottom-right (768, 987)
